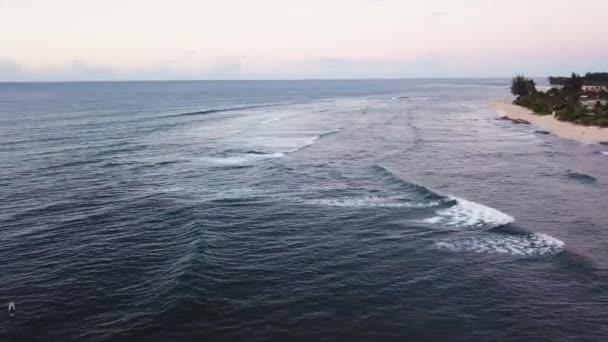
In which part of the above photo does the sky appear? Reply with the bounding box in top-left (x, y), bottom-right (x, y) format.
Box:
top-left (1, 0), bottom-right (607, 81)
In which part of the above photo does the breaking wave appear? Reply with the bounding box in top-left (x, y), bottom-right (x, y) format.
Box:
top-left (371, 165), bottom-right (446, 202)
top-left (202, 151), bottom-right (285, 166)
top-left (423, 196), bottom-right (515, 229)
top-left (372, 165), bottom-right (514, 229)
top-left (305, 196), bottom-right (441, 208)
top-left (285, 129), bottom-right (342, 153)
top-left (436, 233), bottom-right (565, 257)
top-left (203, 128), bottom-right (343, 167)
top-left (372, 168), bottom-right (560, 257)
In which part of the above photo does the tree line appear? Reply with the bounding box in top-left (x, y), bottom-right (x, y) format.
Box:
top-left (549, 72), bottom-right (608, 86)
top-left (511, 73), bottom-right (608, 127)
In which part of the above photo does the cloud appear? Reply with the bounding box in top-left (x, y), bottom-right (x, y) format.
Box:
top-left (38, 60), bottom-right (117, 81)
top-left (0, 55), bottom-right (250, 81)
top-left (0, 59), bottom-right (117, 81)
top-left (4, 50), bottom-right (601, 81)
top-left (252, 54), bottom-right (452, 79)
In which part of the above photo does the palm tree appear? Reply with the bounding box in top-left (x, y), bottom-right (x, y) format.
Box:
top-left (563, 73), bottom-right (583, 99)
top-left (511, 75), bottom-right (536, 97)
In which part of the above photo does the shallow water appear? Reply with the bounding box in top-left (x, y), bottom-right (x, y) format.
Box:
top-left (1, 80), bottom-right (608, 341)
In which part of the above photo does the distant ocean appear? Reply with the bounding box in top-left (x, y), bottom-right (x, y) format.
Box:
top-left (1, 80), bottom-right (607, 341)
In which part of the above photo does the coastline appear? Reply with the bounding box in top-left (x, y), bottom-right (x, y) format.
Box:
top-left (493, 101), bottom-right (608, 144)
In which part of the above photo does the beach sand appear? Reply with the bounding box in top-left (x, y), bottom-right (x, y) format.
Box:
top-left (494, 101), bottom-right (608, 144)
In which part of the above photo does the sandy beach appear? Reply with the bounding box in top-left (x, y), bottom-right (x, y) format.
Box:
top-left (494, 101), bottom-right (608, 144)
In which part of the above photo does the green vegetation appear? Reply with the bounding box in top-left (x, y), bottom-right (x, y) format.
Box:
top-left (512, 74), bottom-right (608, 127)
top-left (510, 75), bottom-right (536, 97)
top-left (549, 72), bottom-right (608, 86)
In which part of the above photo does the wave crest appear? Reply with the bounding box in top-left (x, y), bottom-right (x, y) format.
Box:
top-left (436, 233), bottom-right (565, 257)
top-left (202, 152), bottom-right (285, 166)
top-left (565, 172), bottom-right (597, 184)
top-left (424, 196), bottom-right (515, 229)
top-left (165, 104), bottom-right (279, 118)
top-left (371, 165), bottom-right (446, 202)
top-left (305, 196), bottom-right (441, 208)
top-left (371, 166), bottom-right (513, 229)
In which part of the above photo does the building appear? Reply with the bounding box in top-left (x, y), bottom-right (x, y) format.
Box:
top-left (582, 85), bottom-right (608, 92)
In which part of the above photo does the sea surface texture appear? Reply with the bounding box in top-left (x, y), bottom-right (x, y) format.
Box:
top-left (1, 80), bottom-right (607, 341)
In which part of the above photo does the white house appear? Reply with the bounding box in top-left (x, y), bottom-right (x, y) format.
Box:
top-left (582, 85), bottom-right (608, 92)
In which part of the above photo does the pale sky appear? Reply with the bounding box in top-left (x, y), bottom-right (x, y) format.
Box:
top-left (1, 0), bottom-right (607, 81)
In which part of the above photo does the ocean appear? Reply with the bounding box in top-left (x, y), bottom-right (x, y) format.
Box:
top-left (1, 80), bottom-right (607, 341)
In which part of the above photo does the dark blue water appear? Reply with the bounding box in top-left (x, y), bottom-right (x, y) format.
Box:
top-left (2, 80), bottom-right (608, 341)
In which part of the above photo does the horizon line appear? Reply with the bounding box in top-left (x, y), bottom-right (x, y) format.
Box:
top-left (0, 76), bottom-right (549, 84)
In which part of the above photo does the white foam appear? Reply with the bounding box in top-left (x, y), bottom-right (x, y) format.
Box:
top-left (283, 138), bottom-right (317, 153)
top-left (436, 233), bottom-right (565, 257)
top-left (321, 128), bottom-right (342, 136)
top-left (601, 151), bottom-right (608, 156)
top-left (306, 196), bottom-right (441, 208)
top-left (423, 216), bottom-right (442, 224)
top-left (252, 128), bottom-right (343, 155)
top-left (202, 152), bottom-right (285, 166)
top-left (284, 131), bottom-right (337, 153)
top-left (423, 196), bottom-right (514, 229)
top-left (260, 117), bottom-right (285, 125)
top-left (212, 187), bottom-right (269, 200)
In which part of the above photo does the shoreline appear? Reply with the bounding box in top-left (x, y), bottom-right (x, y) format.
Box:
top-left (493, 101), bottom-right (608, 144)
